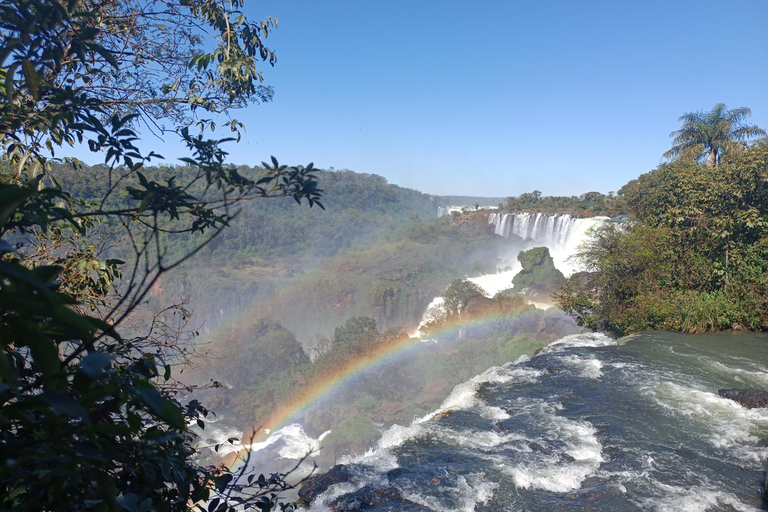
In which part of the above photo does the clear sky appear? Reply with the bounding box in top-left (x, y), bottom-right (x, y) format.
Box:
top-left (79, 0), bottom-right (768, 197)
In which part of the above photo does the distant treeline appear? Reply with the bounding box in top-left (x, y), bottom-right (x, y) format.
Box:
top-left (501, 189), bottom-right (625, 217)
top-left (46, 162), bottom-right (529, 343)
top-left (49, 163), bottom-right (441, 263)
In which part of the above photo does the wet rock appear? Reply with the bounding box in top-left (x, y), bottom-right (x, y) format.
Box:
top-left (717, 388), bottom-right (768, 409)
top-left (602, 445), bottom-right (623, 461)
top-left (298, 464), bottom-right (352, 503)
top-left (385, 467), bottom-right (409, 480)
top-left (757, 438), bottom-right (768, 447)
top-left (431, 410), bottom-right (453, 421)
top-left (330, 484), bottom-right (431, 511)
top-left (412, 378), bottom-right (451, 408)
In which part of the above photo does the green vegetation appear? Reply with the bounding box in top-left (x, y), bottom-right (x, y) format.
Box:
top-left (333, 316), bottom-right (380, 349)
top-left (511, 247), bottom-right (565, 295)
top-left (663, 103), bottom-right (766, 167)
top-left (556, 142), bottom-right (768, 335)
top-left (502, 189), bottom-right (622, 216)
top-left (0, 1), bottom-right (320, 510)
top-left (50, 163), bottom-right (440, 263)
top-left (47, 162), bottom-right (517, 346)
top-left (443, 279), bottom-right (486, 316)
top-left (161, 209), bottom-right (517, 346)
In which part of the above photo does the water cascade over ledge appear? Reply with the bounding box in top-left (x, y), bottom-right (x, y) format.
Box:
top-left (488, 212), bottom-right (610, 276)
top-left (412, 213), bottom-right (610, 337)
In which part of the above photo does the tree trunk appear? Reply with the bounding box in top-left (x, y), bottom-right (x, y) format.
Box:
top-left (708, 147), bottom-right (717, 167)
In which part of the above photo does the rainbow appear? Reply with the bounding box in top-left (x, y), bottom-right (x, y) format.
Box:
top-left (228, 304), bottom-right (541, 460)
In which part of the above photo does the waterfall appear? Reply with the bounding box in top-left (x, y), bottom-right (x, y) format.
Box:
top-left (488, 212), bottom-right (609, 276)
top-left (411, 212), bottom-right (610, 337)
top-left (437, 206), bottom-right (464, 217)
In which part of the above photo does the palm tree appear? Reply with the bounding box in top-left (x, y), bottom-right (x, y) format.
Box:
top-left (664, 103), bottom-right (766, 166)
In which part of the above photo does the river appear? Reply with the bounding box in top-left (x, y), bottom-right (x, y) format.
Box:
top-left (307, 330), bottom-right (768, 511)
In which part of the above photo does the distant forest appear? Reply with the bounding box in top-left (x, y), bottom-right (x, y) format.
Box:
top-left (50, 163), bottom-right (439, 262)
top-left (501, 189), bottom-right (624, 217)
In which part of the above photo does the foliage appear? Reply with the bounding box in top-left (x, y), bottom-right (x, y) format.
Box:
top-left (442, 279), bottom-right (486, 317)
top-left (0, 0), bottom-right (323, 510)
top-left (511, 246), bottom-right (565, 294)
top-left (322, 414), bottom-right (380, 458)
top-left (663, 103), bottom-right (766, 167)
top-left (193, 319), bottom-right (310, 426)
top-left (555, 143), bottom-right (768, 335)
top-left (503, 190), bottom-right (622, 216)
top-left (333, 317), bottom-right (380, 348)
top-left (1, 197), bottom-right (211, 511)
top-left (0, 0), bottom-right (279, 146)
top-left (208, 319), bottom-right (308, 385)
top-left (50, 163), bottom-right (438, 264)
top-left (162, 211), bottom-right (519, 348)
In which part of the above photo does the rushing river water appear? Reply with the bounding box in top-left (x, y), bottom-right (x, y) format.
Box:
top-left (308, 331), bottom-right (768, 511)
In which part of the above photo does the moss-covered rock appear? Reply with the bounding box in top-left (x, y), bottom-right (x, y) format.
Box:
top-left (512, 246), bottom-right (565, 296)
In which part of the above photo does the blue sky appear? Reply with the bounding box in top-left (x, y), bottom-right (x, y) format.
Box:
top-left (81, 1), bottom-right (768, 197)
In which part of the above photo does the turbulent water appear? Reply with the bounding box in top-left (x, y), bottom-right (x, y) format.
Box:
top-left (307, 331), bottom-right (768, 511)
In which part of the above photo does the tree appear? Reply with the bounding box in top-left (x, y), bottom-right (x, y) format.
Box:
top-left (663, 103), bottom-right (766, 167)
top-left (333, 316), bottom-right (380, 349)
top-left (443, 279), bottom-right (486, 317)
top-left (556, 143), bottom-right (768, 335)
top-left (1, 0), bottom-right (322, 510)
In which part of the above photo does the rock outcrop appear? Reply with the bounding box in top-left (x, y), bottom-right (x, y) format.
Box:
top-left (511, 246), bottom-right (565, 297)
top-left (717, 388), bottom-right (768, 409)
top-left (298, 464), bottom-right (352, 503)
top-left (328, 484), bottom-right (430, 511)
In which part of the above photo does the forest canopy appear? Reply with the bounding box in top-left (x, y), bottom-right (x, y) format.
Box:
top-left (555, 142), bottom-right (768, 335)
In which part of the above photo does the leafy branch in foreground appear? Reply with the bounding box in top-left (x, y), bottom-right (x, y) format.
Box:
top-left (1, 0), bottom-right (323, 510)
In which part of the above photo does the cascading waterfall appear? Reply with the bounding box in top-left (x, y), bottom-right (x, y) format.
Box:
top-left (488, 212), bottom-right (610, 276)
top-left (411, 212), bottom-right (610, 336)
top-left (438, 206), bottom-right (464, 217)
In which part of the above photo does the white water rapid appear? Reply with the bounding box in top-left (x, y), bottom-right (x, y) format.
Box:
top-left (308, 331), bottom-right (768, 512)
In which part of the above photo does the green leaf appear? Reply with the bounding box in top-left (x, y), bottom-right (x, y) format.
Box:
top-left (0, 183), bottom-right (34, 226)
top-left (117, 493), bottom-right (139, 512)
top-left (80, 352), bottom-right (113, 378)
top-left (133, 380), bottom-right (185, 430)
top-left (4, 62), bottom-right (18, 101)
top-left (87, 41), bottom-right (119, 69)
top-left (40, 390), bottom-right (89, 420)
top-left (21, 59), bottom-right (38, 99)
top-left (213, 473), bottom-right (233, 492)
